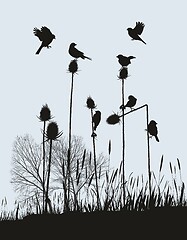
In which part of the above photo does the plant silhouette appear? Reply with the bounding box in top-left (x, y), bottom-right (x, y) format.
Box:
top-left (148, 120), bottom-right (159, 142)
top-left (68, 43), bottom-right (92, 60)
top-left (116, 54), bottom-right (136, 67)
top-left (33, 26), bottom-right (56, 54)
top-left (37, 104), bottom-right (53, 212)
top-left (127, 22), bottom-right (146, 44)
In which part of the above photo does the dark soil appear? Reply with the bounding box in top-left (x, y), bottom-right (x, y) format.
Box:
top-left (0, 207), bottom-right (186, 239)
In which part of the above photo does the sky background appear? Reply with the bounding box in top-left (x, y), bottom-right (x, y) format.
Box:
top-left (1, 0), bottom-right (187, 210)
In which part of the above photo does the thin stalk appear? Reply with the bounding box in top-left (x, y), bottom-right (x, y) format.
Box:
top-left (45, 139), bottom-right (53, 212)
top-left (91, 108), bottom-right (100, 209)
top-left (121, 78), bottom-right (126, 206)
top-left (42, 120), bottom-right (46, 213)
top-left (145, 104), bottom-right (151, 198)
top-left (67, 72), bottom-right (74, 210)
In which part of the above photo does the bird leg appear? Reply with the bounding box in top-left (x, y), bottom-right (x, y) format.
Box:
top-left (47, 45), bottom-right (52, 49)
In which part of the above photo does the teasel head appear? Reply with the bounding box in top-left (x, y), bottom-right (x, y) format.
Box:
top-left (38, 104), bottom-right (52, 122)
top-left (106, 113), bottom-right (121, 125)
top-left (118, 67), bottom-right (128, 80)
top-left (86, 96), bottom-right (97, 109)
top-left (45, 121), bottom-right (63, 141)
top-left (68, 59), bottom-right (78, 74)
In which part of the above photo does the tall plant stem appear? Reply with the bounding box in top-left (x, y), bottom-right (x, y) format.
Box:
top-left (67, 72), bottom-right (74, 210)
top-left (121, 79), bottom-right (126, 206)
top-left (45, 139), bottom-right (53, 212)
top-left (120, 104), bottom-right (151, 197)
top-left (145, 104), bottom-right (151, 197)
top-left (91, 109), bottom-right (100, 209)
top-left (42, 120), bottom-right (46, 213)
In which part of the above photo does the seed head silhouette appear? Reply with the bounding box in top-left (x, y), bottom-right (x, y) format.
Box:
top-left (33, 26), bottom-right (56, 54)
top-left (127, 22), bottom-right (146, 44)
top-left (117, 54), bottom-right (136, 67)
top-left (148, 120), bottom-right (159, 142)
top-left (69, 43), bottom-right (92, 60)
top-left (120, 95), bottom-right (137, 110)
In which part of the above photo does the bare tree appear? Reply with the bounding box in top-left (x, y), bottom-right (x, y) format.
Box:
top-left (11, 134), bottom-right (107, 212)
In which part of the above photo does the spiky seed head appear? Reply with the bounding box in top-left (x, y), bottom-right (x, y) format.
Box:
top-left (46, 122), bottom-right (60, 140)
top-left (86, 96), bottom-right (96, 109)
top-left (39, 104), bottom-right (51, 121)
top-left (68, 59), bottom-right (78, 74)
top-left (106, 114), bottom-right (121, 125)
top-left (118, 67), bottom-right (128, 80)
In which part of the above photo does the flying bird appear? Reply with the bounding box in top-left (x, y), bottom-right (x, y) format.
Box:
top-left (92, 111), bottom-right (101, 131)
top-left (120, 95), bottom-right (137, 110)
top-left (33, 26), bottom-right (56, 54)
top-left (127, 22), bottom-right (146, 44)
top-left (69, 43), bottom-right (92, 60)
top-left (117, 54), bottom-right (136, 67)
top-left (148, 120), bottom-right (159, 142)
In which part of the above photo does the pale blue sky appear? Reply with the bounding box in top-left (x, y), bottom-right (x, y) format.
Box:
top-left (1, 0), bottom-right (187, 209)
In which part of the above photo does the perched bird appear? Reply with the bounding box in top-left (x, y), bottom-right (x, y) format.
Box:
top-left (117, 54), bottom-right (136, 67)
top-left (92, 111), bottom-right (101, 131)
top-left (33, 26), bottom-right (56, 54)
top-left (69, 43), bottom-right (92, 60)
top-left (127, 22), bottom-right (146, 44)
top-left (148, 120), bottom-right (159, 142)
top-left (120, 95), bottom-right (137, 110)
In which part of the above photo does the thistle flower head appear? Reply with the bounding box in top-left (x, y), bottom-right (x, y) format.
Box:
top-left (46, 121), bottom-right (63, 141)
top-left (68, 59), bottom-right (78, 74)
top-left (118, 67), bottom-right (128, 80)
top-left (106, 113), bottom-right (121, 125)
top-left (38, 104), bottom-right (52, 122)
top-left (86, 96), bottom-right (96, 109)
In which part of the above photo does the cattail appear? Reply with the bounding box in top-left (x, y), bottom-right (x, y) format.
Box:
top-left (118, 67), bottom-right (128, 80)
top-left (46, 122), bottom-right (62, 141)
top-left (39, 104), bottom-right (52, 121)
top-left (86, 96), bottom-right (96, 109)
top-left (106, 113), bottom-right (121, 125)
top-left (68, 59), bottom-right (78, 74)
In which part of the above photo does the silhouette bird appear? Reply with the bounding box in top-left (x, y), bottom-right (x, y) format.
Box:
top-left (117, 54), bottom-right (136, 67)
top-left (92, 111), bottom-right (101, 131)
top-left (120, 95), bottom-right (137, 110)
top-left (69, 43), bottom-right (92, 60)
top-left (33, 26), bottom-right (56, 54)
top-left (127, 22), bottom-right (146, 44)
top-left (148, 120), bottom-right (159, 142)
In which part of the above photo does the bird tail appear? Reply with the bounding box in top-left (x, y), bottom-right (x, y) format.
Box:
top-left (140, 38), bottom-right (146, 44)
top-left (35, 45), bottom-right (43, 54)
top-left (84, 56), bottom-right (92, 60)
top-left (155, 135), bottom-right (159, 142)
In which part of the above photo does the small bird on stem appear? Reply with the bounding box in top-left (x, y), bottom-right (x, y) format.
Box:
top-left (33, 26), bottom-right (56, 54)
top-left (92, 111), bottom-right (101, 131)
top-left (117, 54), bottom-right (136, 67)
top-left (69, 43), bottom-right (92, 60)
top-left (120, 95), bottom-right (137, 110)
top-left (127, 22), bottom-right (146, 44)
top-left (148, 120), bottom-right (159, 142)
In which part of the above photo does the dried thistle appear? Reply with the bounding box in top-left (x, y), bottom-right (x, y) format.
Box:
top-left (118, 67), bottom-right (128, 80)
top-left (68, 59), bottom-right (78, 74)
top-left (46, 122), bottom-right (63, 141)
top-left (38, 104), bottom-right (52, 122)
top-left (86, 96), bottom-right (96, 109)
top-left (106, 113), bottom-right (121, 125)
